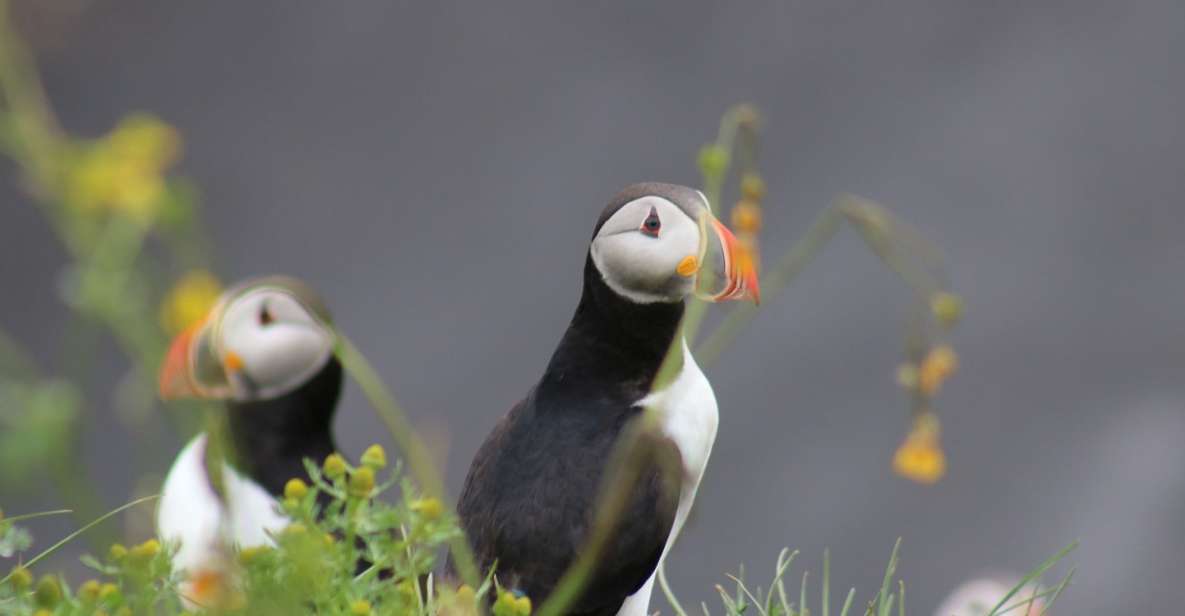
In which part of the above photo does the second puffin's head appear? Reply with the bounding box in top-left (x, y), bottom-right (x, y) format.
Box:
top-left (589, 182), bottom-right (759, 305)
top-left (158, 276), bottom-right (335, 402)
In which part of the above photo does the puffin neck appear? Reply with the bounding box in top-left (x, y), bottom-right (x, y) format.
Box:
top-left (222, 356), bottom-right (342, 495)
top-left (538, 255), bottom-right (685, 400)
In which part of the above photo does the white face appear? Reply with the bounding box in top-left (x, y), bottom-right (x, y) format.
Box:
top-left (212, 287), bottom-right (334, 400)
top-left (590, 195), bottom-right (705, 303)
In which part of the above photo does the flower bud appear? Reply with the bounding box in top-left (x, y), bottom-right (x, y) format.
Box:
top-left (730, 200), bottom-right (762, 234)
top-left (129, 538), bottom-right (161, 561)
top-left (360, 444), bottom-right (387, 469)
top-left (930, 292), bottom-right (964, 327)
top-left (697, 145), bottom-right (730, 179)
top-left (34, 575), bottom-right (62, 607)
top-left (323, 453), bottom-right (348, 479)
top-left (349, 466), bottom-right (375, 498)
top-left (351, 599), bottom-right (373, 615)
top-left (99, 583), bottom-right (121, 601)
top-left (284, 478), bottom-right (309, 500)
top-left (7, 566), bottom-right (32, 590)
top-left (108, 543), bottom-right (128, 561)
top-left (740, 173), bottom-right (766, 202)
top-left (78, 579), bottom-right (102, 602)
top-left (410, 498), bottom-right (444, 521)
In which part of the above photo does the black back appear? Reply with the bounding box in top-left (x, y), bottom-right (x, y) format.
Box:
top-left (455, 254), bottom-right (684, 615)
top-left (222, 357), bottom-right (343, 497)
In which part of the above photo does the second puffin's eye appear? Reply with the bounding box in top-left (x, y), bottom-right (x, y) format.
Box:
top-left (259, 303), bottom-right (274, 326)
top-left (641, 207), bottom-right (661, 237)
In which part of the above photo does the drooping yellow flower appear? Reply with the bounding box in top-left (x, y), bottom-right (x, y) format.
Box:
top-left (918, 345), bottom-right (958, 396)
top-left (160, 270), bottom-right (222, 335)
top-left (893, 414), bottom-right (946, 484)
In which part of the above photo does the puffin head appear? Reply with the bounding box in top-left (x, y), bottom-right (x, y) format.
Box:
top-left (589, 182), bottom-right (760, 305)
top-left (158, 276), bottom-right (335, 402)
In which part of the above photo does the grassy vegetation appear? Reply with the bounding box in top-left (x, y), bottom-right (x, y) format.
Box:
top-left (0, 2), bottom-right (1074, 614)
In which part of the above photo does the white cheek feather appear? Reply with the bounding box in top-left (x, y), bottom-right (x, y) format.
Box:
top-left (156, 434), bottom-right (290, 579)
top-left (617, 339), bottom-right (719, 616)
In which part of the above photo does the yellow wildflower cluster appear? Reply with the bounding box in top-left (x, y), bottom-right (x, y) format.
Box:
top-left (159, 269), bottom-right (222, 335)
top-left (65, 113), bottom-right (182, 224)
top-left (893, 413), bottom-right (946, 484)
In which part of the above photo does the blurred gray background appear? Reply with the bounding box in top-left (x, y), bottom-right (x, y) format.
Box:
top-left (3, 0), bottom-right (1184, 612)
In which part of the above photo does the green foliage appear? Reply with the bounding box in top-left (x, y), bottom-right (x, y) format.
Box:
top-left (0, 451), bottom-right (476, 615)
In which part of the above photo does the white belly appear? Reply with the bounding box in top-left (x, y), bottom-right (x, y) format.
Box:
top-left (618, 339), bottom-right (720, 616)
top-left (156, 434), bottom-right (290, 579)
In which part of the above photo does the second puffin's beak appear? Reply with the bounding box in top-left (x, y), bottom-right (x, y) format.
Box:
top-left (159, 312), bottom-right (232, 401)
top-left (697, 214), bottom-right (761, 304)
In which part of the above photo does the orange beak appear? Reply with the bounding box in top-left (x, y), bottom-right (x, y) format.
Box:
top-left (705, 216), bottom-right (761, 304)
top-left (159, 320), bottom-right (203, 400)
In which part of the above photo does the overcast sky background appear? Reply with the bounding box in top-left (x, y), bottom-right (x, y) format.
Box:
top-left (2, 1), bottom-right (1184, 613)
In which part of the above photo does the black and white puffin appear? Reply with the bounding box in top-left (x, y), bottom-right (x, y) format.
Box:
top-left (156, 276), bottom-right (340, 598)
top-left (455, 183), bottom-right (759, 615)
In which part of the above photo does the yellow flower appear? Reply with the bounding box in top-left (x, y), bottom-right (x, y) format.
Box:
top-left (129, 538), bottom-right (161, 561)
top-left (108, 542), bottom-right (128, 561)
top-left (284, 478), bottom-right (309, 500)
top-left (895, 363), bottom-right (919, 390)
top-left (7, 566), bottom-right (32, 590)
top-left (78, 579), bottom-right (102, 602)
top-left (99, 582), bottom-right (121, 601)
top-left (34, 575), bottom-right (61, 607)
top-left (410, 497), bottom-right (444, 521)
top-left (323, 453), bottom-right (348, 479)
top-left (160, 270), bottom-right (222, 335)
top-left (730, 200), bottom-right (762, 235)
top-left (930, 292), bottom-right (964, 327)
top-left (65, 114), bottom-right (182, 224)
top-left (740, 173), bottom-right (766, 202)
top-left (349, 466), bottom-right (375, 498)
top-left (893, 414), bottom-right (946, 484)
top-left (283, 522), bottom-right (308, 536)
top-left (514, 595), bottom-right (533, 615)
top-left (360, 444), bottom-right (387, 469)
top-left (351, 599), bottom-right (373, 615)
top-left (918, 345), bottom-right (959, 396)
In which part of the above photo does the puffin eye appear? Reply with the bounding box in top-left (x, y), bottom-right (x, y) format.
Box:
top-left (259, 303), bottom-right (274, 326)
top-left (641, 207), bottom-right (661, 237)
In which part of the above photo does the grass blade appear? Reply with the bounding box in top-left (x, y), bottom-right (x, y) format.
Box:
top-left (0, 495), bottom-right (156, 583)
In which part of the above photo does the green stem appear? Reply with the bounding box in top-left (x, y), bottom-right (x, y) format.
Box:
top-left (333, 334), bottom-right (480, 588)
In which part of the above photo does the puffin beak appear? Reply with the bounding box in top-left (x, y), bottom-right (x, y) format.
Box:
top-left (159, 321), bottom-right (204, 400)
top-left (699, 215), bottom-right (761, 304)
top-left (159, 309), bottom-right (231, 401)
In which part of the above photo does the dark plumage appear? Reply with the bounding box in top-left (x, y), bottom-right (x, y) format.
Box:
top-left (454, 252), bottom-right (685, 615)
top-left (223, 356), bottom-right (342, 499)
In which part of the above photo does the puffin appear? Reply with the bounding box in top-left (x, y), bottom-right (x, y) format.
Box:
top-left (156, 276), bottom-right (340, 601)
top-left (454, 183), bottom-right (759, 615)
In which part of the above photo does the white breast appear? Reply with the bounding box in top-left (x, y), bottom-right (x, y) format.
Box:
top-left (156, 434), bottom-right (290, 579)
top-left (618, 339), bottom-right (720, 616)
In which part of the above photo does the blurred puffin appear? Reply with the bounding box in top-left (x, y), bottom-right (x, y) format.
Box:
top-left (156, 276), bottom-right (339, 600)
top-left (455, 183), bottom-right (759, 615)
